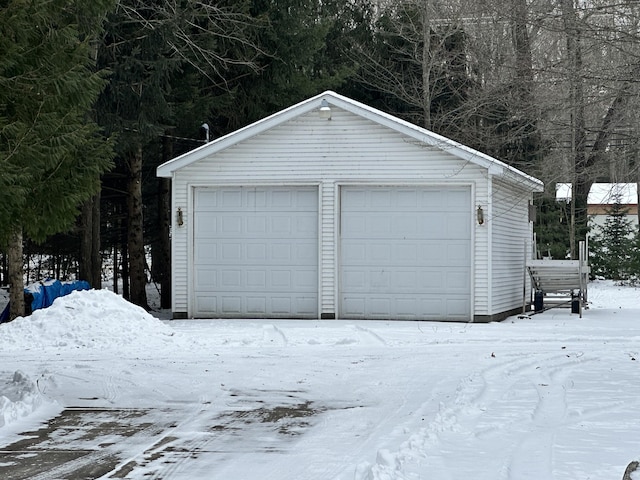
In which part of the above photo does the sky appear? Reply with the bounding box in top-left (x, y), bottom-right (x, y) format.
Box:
top-left (1, 281), bottom-right (639, 479)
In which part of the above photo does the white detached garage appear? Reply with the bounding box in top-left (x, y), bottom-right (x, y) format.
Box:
top-left (157, 91), bottom-right (543, 322)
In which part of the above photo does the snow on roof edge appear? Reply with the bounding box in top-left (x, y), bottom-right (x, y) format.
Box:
top-left (556, 182), bottom-right (639, 204)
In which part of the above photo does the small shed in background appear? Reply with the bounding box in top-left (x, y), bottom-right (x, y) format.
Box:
top-left (157, 91), bottom-right (543, 322)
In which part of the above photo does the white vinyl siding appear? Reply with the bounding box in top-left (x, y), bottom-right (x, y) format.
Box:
top-left (491, 178), bottom-right (533, 315)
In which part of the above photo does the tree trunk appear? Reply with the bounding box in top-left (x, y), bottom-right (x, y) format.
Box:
top-left (8, 227), bottom-right (25, 321)
top-left (157, 177), bottom-right (172, 308)
top-left (127, 144), bottom-right (149, 309)
top-left (561, 0), bottom-right (587, 259)
top-left (121, 218), bottom-right (129, 299)
top-left (80, 192), bottom-right (103, 288)
top-left (91, 191), bottom-right (102, 288)
top-left (157, 131), bottom-right (173, 309)
top-left (511, 0), bottom-right (541, 171)
top-left (113, 245), bottom-right (119, 295)
top-left (79, 198), bottom-right (93, 284)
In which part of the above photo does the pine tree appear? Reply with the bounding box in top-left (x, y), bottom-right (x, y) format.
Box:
top-left (223, 0), bottom-right (359, 129)
top-left (0, 0), bottom-right (115, 319)
top-left (590, 195), bottom-right (636, 283)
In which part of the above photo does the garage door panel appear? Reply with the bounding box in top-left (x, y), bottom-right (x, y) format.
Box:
top-left (221, 269), bottom-right (241, 288)
top-left (271, 270), bottom-right (291, 288)
top-left (420, 272), bottom-right (444, 291)
top-left (221, 216), bottom-right (242, 234)
top-left (247, 216), bottom-right (267, 234)
top-left (194, 243), bottom-right (218, 262)
top-left (195, 296), bottom-right (217, 312)
top-left (195, 267), bottom-right (218, 288)
top-left (193, 186), bottom-right (318, 318)
top-left (271, 297), bottom-right (291, 314)
top-left (194, 213), bottom-right (218, 236)
top-left (445, 270), bottom-right (470, 291)
top-left (419, 245), bottom-right (451, 264)
top-left (221, 190), bottom-right (242, 207)
top-left (445, 243), bottom-right (471, 266)
top-left (341, 217), bottom-right (366, 236)
top-left (391, 215), bottom-right (418, 235)
top-left (397, 189), bottom-right (418, 207)
top-left (344, 240), bottom-right (440, 266)
top-left (368, 244), bottom-right (392, 263)
top-left (392, 271), bottom-right (417, 288)
top-left (197, 241), bottom-right (317, 267)
top-left (221, 243), bottom-right (241, 261)
top-left (296, 215), bottom-right (317, 234)
top-left (420, 189), bottom-right (442, 203)
top-left (247, 190), bottom-right (267, 207)
top-left (342, 297), bottom-right (365, 316)
top-left (295, 296), bottom-right (319, 315)
top-left (342, 243), bottom-right (366, 262)
top-left (343, 270), bottom-right (366, 291)
top-left (443, 189), bottom-right (470, 208)
top-left (270, 243), bottom-right (292, 261)
top-left (246, 270), bottom-right (267, 288)
top-left (292, 241), bottom-right (317, 263)
top-left (247, 244), bottom-right (267, 261)
top-left (447, 212), bottom-right (472, 236)
top-left (221, 296), bottom-right (242, 313)
top-left (343, 294), bottom-right (457, 320)
top-left (340, 186), bottom-right (471, 320)
top-left (295, 269), bottom-right (318, 289)
top-left (247, 297), bottom-right (266, 313)
top-left (446, 298), bottom-right (470, 317)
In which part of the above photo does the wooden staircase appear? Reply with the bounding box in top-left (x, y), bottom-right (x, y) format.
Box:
top-left (526, 240), bottom-right (589, 316)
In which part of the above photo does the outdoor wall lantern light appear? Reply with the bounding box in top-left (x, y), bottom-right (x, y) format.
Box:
top-left (319, 99), bottom-right (332, 120)
top-left (477, 205), bottom-right (484, 225)
top-left (177, 207), bottom-right (184, 226)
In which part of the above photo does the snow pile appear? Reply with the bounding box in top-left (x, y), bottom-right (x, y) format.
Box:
top-left (0, 371), bottom-right (47, 428)
top-left (0, 289), bottom-right (180, 351)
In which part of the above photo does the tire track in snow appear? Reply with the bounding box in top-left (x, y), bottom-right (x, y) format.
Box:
top-left (262, 324), bottom-right (288, 346)
top-left (506, 368), bottom-right (572, 480)
top-left (353, 325), bottom-right (387, 346)
top-left (353, 352), bottom-right (598, 480)
top-left (101, 375), bottom-right (119, 404)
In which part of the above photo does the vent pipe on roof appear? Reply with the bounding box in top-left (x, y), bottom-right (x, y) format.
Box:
top-left (200, 123), bottom-right (210, 142)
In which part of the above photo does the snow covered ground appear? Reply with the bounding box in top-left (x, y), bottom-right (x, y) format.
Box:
top-left (1, 280), bottom-right (639, 479)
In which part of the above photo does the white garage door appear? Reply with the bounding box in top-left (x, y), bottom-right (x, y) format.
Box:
top-left (340, 186), bottom-right (471, 321)
top-left (192, 186), bottom-right (318, 318)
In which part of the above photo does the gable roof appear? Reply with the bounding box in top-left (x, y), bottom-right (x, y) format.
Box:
top-left (157, 91), bottom-right (543, 191)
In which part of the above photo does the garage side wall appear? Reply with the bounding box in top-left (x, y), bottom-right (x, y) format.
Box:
top-left (170, 108), bottom-right (492, 319)
top-left (488, 177), bottom-right (533, 320)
